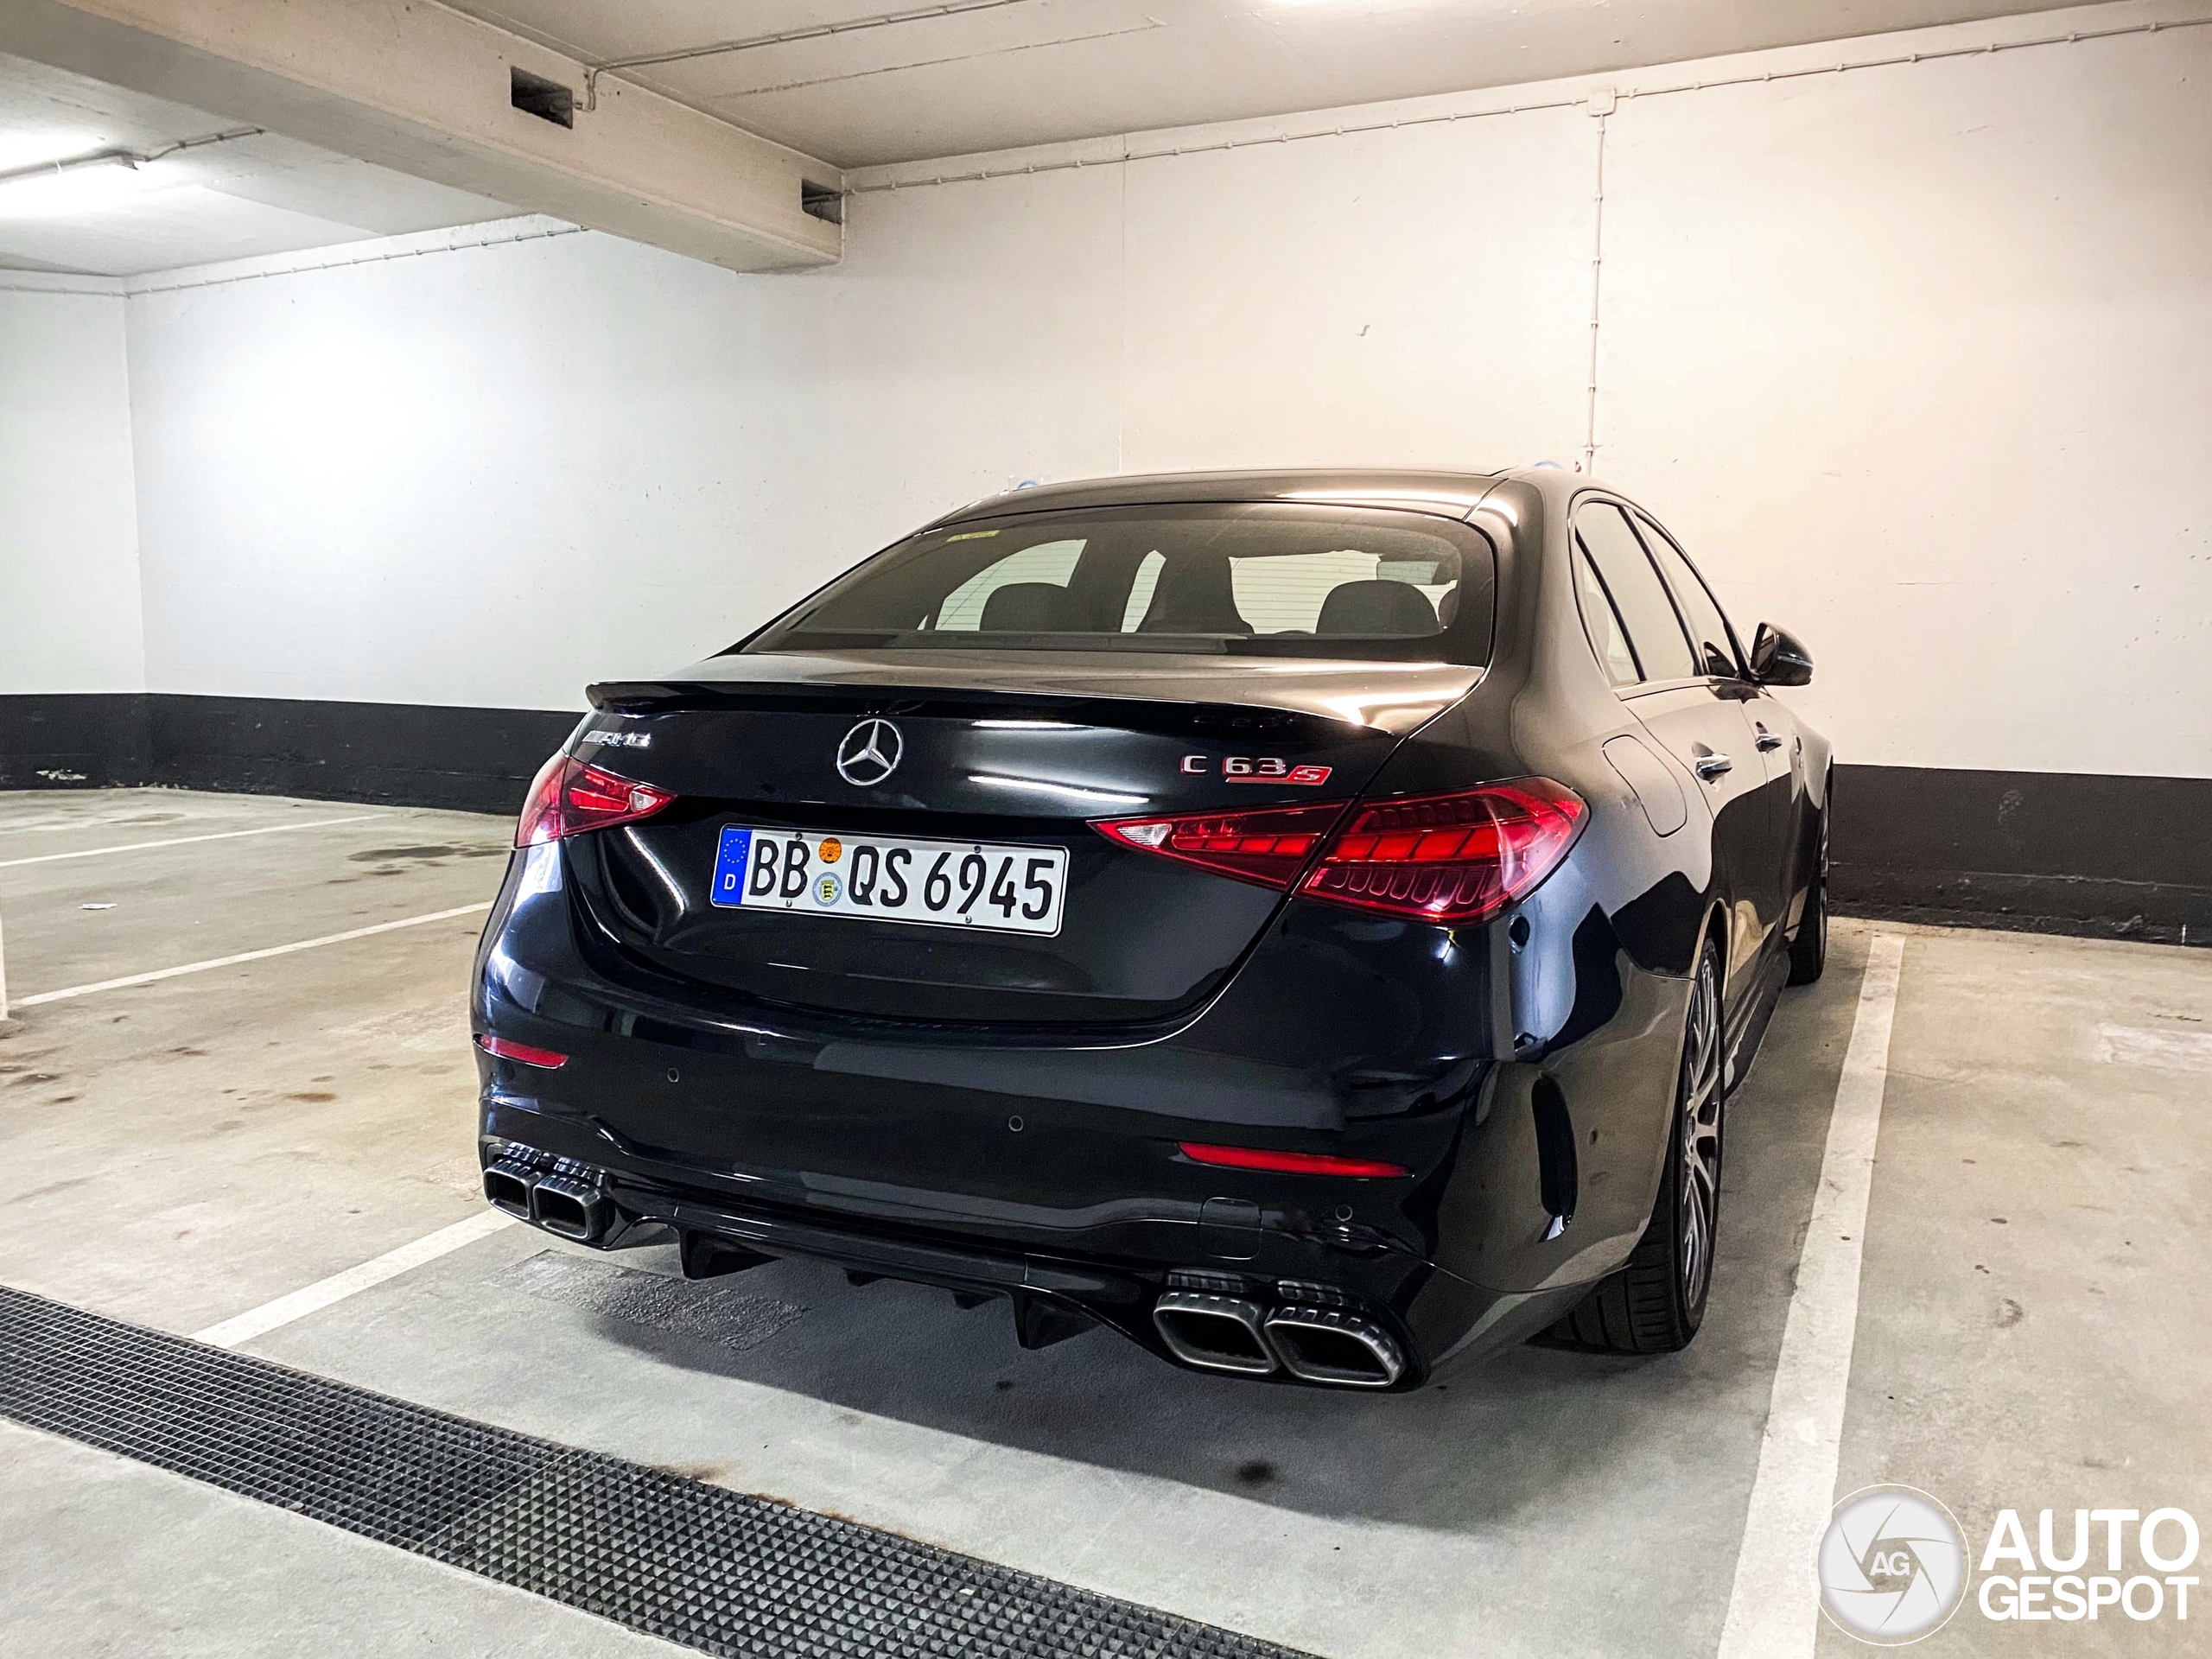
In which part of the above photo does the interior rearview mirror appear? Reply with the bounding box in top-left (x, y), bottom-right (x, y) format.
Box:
top-left (1751, 622), bottom-right (1813, 686)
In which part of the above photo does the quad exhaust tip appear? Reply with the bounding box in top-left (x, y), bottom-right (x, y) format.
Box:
top-left (1263, 1306), bottom-right (1403, 1389)
top-left (1152, 1291), bottom-right (1277, 1376)
top-left (482, 1159), bottom-right (610, 1243)
top-left (483, 1160), bottom-right (534, 1220)
top-left (528, 1173), bottom-right (609, 1241)
top-left (1153, 1290), bottom-right (1406, 1388)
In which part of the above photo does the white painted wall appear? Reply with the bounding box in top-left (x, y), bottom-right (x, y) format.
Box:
top-left (112, 1), bottom-right (2212, 776)
top-left (1599, 25), bottom-right (2212, 778)
top-left (0, 285), bottom-right (143, 693)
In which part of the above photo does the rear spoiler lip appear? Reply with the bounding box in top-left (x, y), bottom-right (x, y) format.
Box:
top-left (584, 665), bottom-right (1485, 736)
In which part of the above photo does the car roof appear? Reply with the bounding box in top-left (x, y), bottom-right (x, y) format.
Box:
top-left (925, 467), bottom-right (1511, 529)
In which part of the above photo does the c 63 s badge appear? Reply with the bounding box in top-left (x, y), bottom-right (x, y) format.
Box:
top-left (1181, 755), bottom-right (1332, 785)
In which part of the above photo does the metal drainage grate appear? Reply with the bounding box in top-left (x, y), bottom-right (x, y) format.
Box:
top-left (0, 1285), bottom-right (1306, 1659)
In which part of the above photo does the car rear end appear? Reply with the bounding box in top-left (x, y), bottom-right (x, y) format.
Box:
top-left (471, 485), bottom-right (1586, 1389)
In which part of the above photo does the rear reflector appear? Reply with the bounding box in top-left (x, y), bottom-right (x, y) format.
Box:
top-left (1179, 1141), bottom-right (1408, 1179)
top-left (1095, 778), bottom-right (1583, 925)
top-left (1091, 800), bottom-right (1346, 887)
top-left (475, 1033), bottom-right (569, 1069)
top-left (1301, 778), bottom-right (1585, 925)
top-left (516, 754), bottom-right (676, 848)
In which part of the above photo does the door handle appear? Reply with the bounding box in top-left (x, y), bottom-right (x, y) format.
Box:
top-left (1756, 733), bottom-right (1783, 753)
top-left (1693, 752), bottom-right (1733, 780)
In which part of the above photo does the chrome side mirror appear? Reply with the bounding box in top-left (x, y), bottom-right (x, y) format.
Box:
top-left (1751, 622), bottom-right (1813, 687)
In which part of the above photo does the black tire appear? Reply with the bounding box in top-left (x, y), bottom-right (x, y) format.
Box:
top-left (1787, 798), bottom-right (1828, 987)
top-left (1541, 938), bottom-right (1724, 1355)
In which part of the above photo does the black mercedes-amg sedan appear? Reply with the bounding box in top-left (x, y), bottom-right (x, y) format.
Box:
top-left (472, 467), bottom-right (1829, 1390)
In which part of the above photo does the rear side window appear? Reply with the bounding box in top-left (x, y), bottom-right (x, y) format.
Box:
top-left (1573, 549), bottom-right (1641, 686)
top-left (746, 503), bottom-right (1497, 664)
top-left (1635, 513), bottom-right (1742, 678)
top-left (1575, 503), bottom-right (1698, 683)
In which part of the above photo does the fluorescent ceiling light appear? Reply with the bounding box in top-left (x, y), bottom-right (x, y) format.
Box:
top-left (0, 154), bottom-right (159, 219)
top-left (0, 127), bottom-right (259, 219)
top-left (0, 128), bottom-right (110, 173)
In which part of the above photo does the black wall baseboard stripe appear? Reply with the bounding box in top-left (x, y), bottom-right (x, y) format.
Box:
top-left (3, 693), bottom-right (2205, 945)
top-left (0, 692), bottom-right (151, 791)
top-left (0, 692), bottom-right (577, 817)
top-left (1829, 762), bottom-right (2210, 946)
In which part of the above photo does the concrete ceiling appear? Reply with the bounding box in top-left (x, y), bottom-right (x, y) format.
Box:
top-left (446, 0), bottom-right (2118, 168)
top-left (0, 2), bottom-right (2124, 276)
top-left (0, 52), bottom-right (512, 276)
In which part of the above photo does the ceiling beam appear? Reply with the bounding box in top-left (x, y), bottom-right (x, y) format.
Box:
top-left (0, 0), bottom-right (843, 272)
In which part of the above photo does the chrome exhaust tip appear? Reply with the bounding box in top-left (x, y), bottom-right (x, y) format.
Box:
top-left (1153, 1291), bottom-right (1276, 1376)
top-left (528, 1173), bottom-right (610, 1242)
top-left (482, 1160), bottom-right (536, 1220)
top-left (1262, 1306), bottom-right (1404, 1389)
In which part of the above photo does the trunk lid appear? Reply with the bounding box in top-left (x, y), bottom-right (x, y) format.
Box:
top-left (565, 650), bottom-right (1482, 1026)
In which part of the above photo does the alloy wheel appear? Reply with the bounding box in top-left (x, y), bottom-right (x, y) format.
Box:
top-left (1815, 808), bottom-right (1830, 962)
top-left (1678, 949), bottom-right (1724, 1311)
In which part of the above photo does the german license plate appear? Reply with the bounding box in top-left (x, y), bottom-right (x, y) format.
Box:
top-left (709, 826), bottom-right (1068, 937)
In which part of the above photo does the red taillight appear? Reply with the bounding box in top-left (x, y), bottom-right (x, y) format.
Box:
top-left (1094, 778), bottom-right (1584, 925)
top-left (1091, 800), bottom-right (1346, 887)
top-left (475, 1033), bottom-right (569, 1069)
top-left (1301, 779), bottom-right (1584, 924)
top-left (515, 754), bottom-right (676, 848)
top-left (1179, 1141), bottom-right (1408, 1178)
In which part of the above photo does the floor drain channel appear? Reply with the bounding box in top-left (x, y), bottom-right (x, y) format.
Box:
top-left (0, 1285), bottom-right (1306, 1658)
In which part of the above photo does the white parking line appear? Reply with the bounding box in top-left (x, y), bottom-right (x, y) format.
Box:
top-left (14, 902), bottom-right (493, 1007)
top-left (194, 1210), bottom-right (518, 1349)
top-left (0, 810), bottom-right (216, 838)
top-left (0, 814), bottom-right (380, 868)
top-left (1716, 930), bottom-right (1906, 1659)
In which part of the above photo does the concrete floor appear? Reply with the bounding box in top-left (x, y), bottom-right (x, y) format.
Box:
top-left (0, 788), bottom-right (2204, 1658)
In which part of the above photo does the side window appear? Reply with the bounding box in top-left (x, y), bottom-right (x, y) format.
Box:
top-left (1573, 547), bottom-right (1642, 685)
top-left (934, 540), bottom-right (1085, 630)
top-left (1575, 504), bottom-right (1698, 683)
top-left (1636, 512), bottom-right (1741, 678)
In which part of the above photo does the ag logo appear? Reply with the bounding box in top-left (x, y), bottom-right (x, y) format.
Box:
top-left (1820, 1486), bottom-right (1970, 1644)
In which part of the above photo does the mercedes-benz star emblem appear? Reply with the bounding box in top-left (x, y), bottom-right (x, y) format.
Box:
top-left (836, 718), bottom-right (903, 787)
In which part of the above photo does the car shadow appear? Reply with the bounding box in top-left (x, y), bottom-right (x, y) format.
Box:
top-left (552, 932), bottom-right (1867, 1534)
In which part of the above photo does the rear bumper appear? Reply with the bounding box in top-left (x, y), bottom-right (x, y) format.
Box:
top-left (476, 1105), bottom-right (1592, 1391)
top-left (472, 839), bottom-right (1687, 1387)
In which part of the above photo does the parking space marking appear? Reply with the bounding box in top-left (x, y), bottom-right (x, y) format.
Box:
top-left (1717, 931), bottom-right (1907, 1659)
top-left (0, 814), bottom-right (380, 868)
top-left (14, 902), bottom-right (493, 1007)
top-left (0, 809), bottom-right (232, 838)
top-left (2093, 1021), bottom-right (2212, 1073)
top-left (194, 1210), bottom-right (518, 1349)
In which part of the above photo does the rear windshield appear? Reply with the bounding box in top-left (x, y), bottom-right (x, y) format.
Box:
top-left (741, 503), bottom-right (1497, 664)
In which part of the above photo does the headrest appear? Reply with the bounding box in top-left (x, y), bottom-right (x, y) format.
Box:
top-left (1138, 559), bottom-right (1253, 634)
top-left (1316, 579), bottom-right (1439, 636)
top-left (979, 582), bottom-right (1084, 632)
